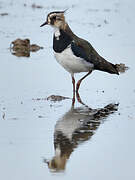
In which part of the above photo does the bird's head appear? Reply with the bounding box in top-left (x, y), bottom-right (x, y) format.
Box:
top-left (40, 10), bottom-right (67, 29)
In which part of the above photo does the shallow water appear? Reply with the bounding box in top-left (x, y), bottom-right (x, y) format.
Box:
top-left (0, 0), bottom-right (135, 180)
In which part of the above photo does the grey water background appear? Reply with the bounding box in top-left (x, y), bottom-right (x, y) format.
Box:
top-left (0, 0), bottom-right (135, 179)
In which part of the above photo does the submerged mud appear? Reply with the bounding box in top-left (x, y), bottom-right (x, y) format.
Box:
top-left (10, 38), bottom-right (43, 57)
top-left (32, 95), bottom-right (70, 102)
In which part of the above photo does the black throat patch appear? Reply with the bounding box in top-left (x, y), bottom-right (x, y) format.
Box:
top-left (53, 29), bottom-right (72, 53)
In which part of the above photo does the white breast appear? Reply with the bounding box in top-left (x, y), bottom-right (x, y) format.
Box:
top-left (54, 28), bottom-right (60, 40)
top-left (55, 111), bottom-right (82, 140)
top-left (54, 46), bottom-right (94, 74)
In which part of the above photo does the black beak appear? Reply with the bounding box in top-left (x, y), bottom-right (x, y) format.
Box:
top-left (40, 21), bottom-right (48, 27)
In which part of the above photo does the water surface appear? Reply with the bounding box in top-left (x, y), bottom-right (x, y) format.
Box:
top-left (0, 0), bottom-right (135, 180)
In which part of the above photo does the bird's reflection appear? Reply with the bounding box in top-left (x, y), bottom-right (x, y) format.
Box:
top-left (44, 101), bottom-right (118, 172)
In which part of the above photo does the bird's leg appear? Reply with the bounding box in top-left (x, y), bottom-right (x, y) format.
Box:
top-left (76, 91), bottom-right (87, 106)
top-left (76, 71), bottom-right (92, 106)
top-left (76, 71), bottom-right (92, 93)
top-left (71, 75), bottom-right (75, 106)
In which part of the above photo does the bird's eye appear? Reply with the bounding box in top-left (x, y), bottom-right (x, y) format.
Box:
top-left (52, 16), bottom-right (56, 20)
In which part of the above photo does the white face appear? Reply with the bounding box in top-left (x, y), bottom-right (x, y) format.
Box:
top-left (40, 11), bottom-right (66, 28)
top-left (47, 12), bottom-right (65, 28)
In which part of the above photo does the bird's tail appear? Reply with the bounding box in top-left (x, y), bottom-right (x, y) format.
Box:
top-left (95, 60), bottom-right (119, 75)
top-left (97, 61), bottom-right (128, 75)
top-left (109, 63), bottom-right (119, 75)
top-left (115, 63), bottom-right (129, 74)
